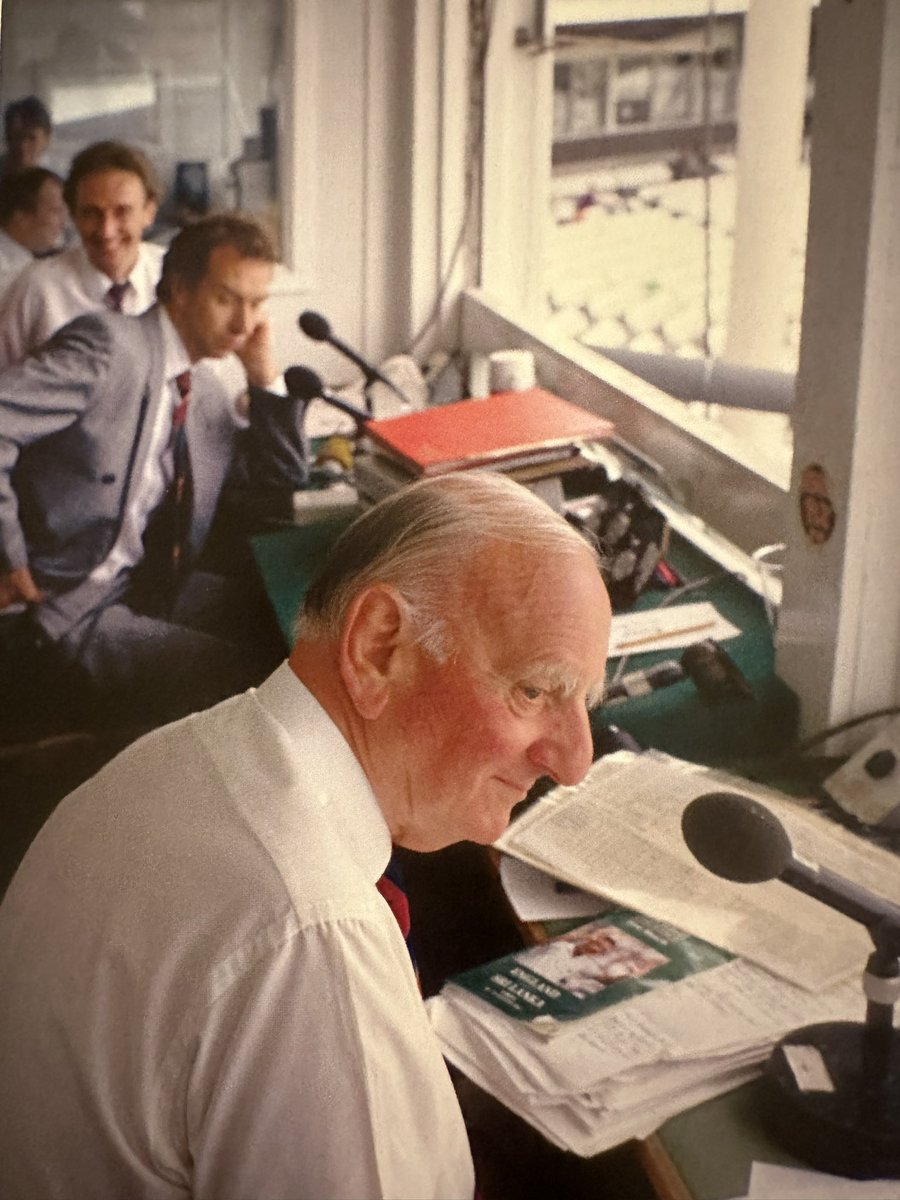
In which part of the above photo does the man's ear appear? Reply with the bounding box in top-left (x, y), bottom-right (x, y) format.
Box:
top-left (339, 584), bottom-right (416, 720)
top-left (141, 196), bottom-right (159, 233)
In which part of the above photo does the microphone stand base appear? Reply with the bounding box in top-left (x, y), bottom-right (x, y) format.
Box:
top-left (762, 1021), bottom-right (900, 1179)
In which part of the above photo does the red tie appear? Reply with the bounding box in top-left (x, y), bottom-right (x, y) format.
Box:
top-left (376, 874), bottom-right (411, 940)
top-left (168, 371), bottom-right (193, 597)
top-left (105, 282), bottom-right (128, 312)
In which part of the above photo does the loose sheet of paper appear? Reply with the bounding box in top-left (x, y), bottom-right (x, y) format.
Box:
top-left (498, 854), bottom-right (607, 922)
top-left (608, 601), bottom-right (741, 657)
top-left (747, 1162), bottom-right (900, 1199)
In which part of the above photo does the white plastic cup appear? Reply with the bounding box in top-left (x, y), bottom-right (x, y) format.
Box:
top-left (488, 349), bottom-right (536, 393)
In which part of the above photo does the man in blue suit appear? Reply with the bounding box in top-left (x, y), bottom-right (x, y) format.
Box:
top-left (0, 212), bottom-right (303, 729)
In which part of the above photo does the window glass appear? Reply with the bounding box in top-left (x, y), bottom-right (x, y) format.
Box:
top-left (0, 0), bottom-right (285, 250)
top-left (544, 11), bottom-right (810, 483)
top-left (613, 56), bottom-right (653, 128)
top-left (652, 54), bottom-right (695, 125)
top-left (555, 60), bottom-right (608, 140)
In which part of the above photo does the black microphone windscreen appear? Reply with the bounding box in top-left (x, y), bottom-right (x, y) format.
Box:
top-left (681, 791), bottom-right (792, 883)
top-left (299, 310), bottom-right (331, 341)
top-left (285, 365), bottom-right (325, 402)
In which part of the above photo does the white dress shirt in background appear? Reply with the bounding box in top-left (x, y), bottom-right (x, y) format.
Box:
top-left (0, 239), bottom-right (164, 368)
top-left (0, 229), bottom-right (33, 302)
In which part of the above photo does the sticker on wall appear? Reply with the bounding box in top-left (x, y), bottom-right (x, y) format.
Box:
top-left (799, 463), bottom-right (836, 545)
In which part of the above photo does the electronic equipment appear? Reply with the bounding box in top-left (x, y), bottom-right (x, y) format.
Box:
top-left (564, 470), bottom-right (667, 612)
top-left (823, 715), bottom-right (900, 830)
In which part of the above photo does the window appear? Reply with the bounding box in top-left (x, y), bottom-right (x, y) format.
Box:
top-left (613, 56), bottom-right (653, 127)
top-left (0, 0), bottom-right (285, 251)
top-left (554, 59), bottom-right (609, 140)
top-left (481, 2), bottom-right (815, 548)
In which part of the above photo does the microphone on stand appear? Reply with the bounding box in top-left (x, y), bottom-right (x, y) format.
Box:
top-left (681, 791), bottom-right (900, 1180)
top-left (285, 365), bottom-right (371, 485)
top-left (284, 364), bottom-right (371, 429)
top-left (298, 310), bottom-right (413, 412)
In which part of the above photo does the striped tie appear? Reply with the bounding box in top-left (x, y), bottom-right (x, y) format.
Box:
top-left (105, 281), bottom-right (129, 312)
top-left (168, 371), bottom-right (193, 600)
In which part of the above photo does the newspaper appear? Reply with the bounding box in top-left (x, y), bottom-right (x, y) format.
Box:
top-left (495, 750), bottom-right (900, 991)
top-left (426, 751), bottom-right (898, 1156)
top-left (429, 949), bottom-right (861, 1156)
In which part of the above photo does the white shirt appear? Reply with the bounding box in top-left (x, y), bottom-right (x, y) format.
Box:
top-left (0, 228), bottom-right (32, 301)
top-left (0, 664), bottom-right (475, 1200)
top-left (0, 239), bottom-right (164, 368)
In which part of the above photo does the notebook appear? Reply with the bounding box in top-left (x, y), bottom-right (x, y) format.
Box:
top-left (363, 388), bottom-right (615, 477)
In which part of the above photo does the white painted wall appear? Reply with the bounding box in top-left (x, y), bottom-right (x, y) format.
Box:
top-left (481, 0), bottom-right (554, 323)
top-left (777, 0), bottom-right (900, 740)
top-left (274, 0), bottom-right (471, 386)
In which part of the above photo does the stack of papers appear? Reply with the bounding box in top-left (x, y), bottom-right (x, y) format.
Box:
top-left (430, 951), bottom-right (859, 1157)
top-left (427, 751), bottom-right (900, 1156)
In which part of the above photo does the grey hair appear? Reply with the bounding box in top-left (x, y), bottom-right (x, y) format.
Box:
top-left (297, 472), bottom-right (600, 658)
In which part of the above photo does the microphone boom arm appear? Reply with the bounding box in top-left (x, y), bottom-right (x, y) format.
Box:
top-left (781, 857), bottom-right (900, 937)
top-left (298, 309), bottom-right (413, 411)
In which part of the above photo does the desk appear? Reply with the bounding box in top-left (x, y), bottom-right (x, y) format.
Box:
top-left (594, 534), bottom-right (798, 767)
top-left (250, 513), bottom-right (357, 645)
top-left (640, 1081), bottom-right (798, 1200)
top-left (250, 510), bottom-right (803, 1200)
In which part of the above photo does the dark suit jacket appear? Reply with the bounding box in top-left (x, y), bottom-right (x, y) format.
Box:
top-left (0, 307), bottom-right (304, 615)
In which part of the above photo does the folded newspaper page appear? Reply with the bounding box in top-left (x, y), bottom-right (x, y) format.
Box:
top-left (495, 750), bottom-right (900, 991)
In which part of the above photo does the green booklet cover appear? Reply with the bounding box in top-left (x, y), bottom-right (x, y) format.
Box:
top-left (448, 909), bottom-right (733, 1035)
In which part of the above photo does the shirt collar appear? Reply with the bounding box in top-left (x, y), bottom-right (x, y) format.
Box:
top-left (0, 229), bottom-right (31, 265)
top-left (157, 306), bottom-right (191, 384)
top-left (253, 662), bottom-right (393, 883)
top-left (72, 241), bottom-right (154, 303)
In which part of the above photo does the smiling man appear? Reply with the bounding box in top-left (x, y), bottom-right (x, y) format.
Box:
top-left (297, 495), bottom-right (609, 851)
top-left (0, 212), bottom-right (301, 729)
top-left (0, 140), bottom-right (163, 368)
top-left (0, 472), bottom-right (612, 1199)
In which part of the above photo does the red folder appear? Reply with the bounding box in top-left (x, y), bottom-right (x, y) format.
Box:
top-left (363, 388), bottom-right (614, 477)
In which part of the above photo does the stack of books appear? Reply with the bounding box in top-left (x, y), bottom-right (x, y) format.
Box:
top-left (427, 751), bottom-right (900, 1157)
top-left (354, 387), bottom-right (614, 503)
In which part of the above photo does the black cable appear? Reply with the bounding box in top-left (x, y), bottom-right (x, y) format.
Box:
top-left (793, 706), bottom-right (900, 757)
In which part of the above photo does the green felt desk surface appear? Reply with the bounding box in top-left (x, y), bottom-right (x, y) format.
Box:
top-left (598, 535), bottom-right (797, 766)
top-left (644, 1078), bottom-right (801, 1200)
top-left (250, 514), bottom-right (358, 646)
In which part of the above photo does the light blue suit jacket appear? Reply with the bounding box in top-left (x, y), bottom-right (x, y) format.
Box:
top-left (0, 306), bottom-right (302, 631)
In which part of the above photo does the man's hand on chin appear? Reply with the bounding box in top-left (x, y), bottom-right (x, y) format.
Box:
top-left (0, 565), bottom-right (44, 611)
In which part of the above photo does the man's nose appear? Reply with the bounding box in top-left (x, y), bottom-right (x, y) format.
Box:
top-left (230, 304), bottom-right (253, 334)
top-left (527, 702), bottom-right (594, 788)
top-left (98, 212), bottom-right (118, 239)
